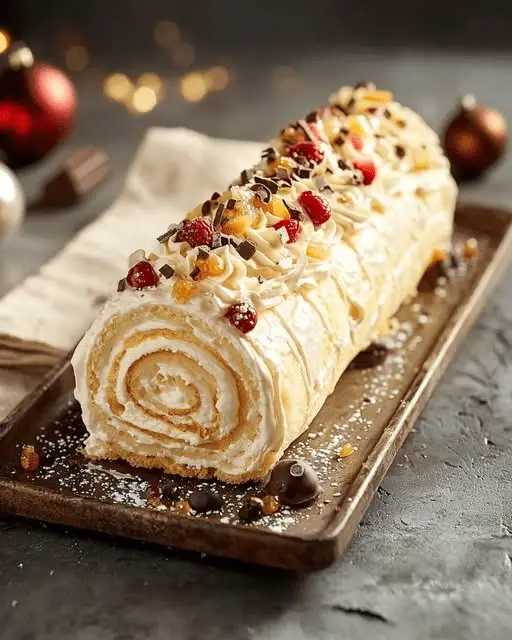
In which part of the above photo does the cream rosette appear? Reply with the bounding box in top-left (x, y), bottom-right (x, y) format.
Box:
top-left (72, 84), bottom-right (457, 482)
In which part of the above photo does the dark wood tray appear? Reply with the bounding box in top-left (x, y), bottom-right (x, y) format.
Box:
top-left (1, 204), bottom-right (511, 571)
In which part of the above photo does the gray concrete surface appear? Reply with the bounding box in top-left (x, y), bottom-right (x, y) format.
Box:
top-left (1, 50), bottom-right (511, 639)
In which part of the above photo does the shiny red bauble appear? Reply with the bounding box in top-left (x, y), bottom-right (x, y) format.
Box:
top-left (0, 45), bottom-right (77, 167)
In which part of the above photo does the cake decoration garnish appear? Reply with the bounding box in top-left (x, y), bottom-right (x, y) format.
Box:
top-left (226, 301), bottom-right (258, 333)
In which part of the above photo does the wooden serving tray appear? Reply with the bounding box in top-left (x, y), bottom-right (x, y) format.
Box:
top-left (1, 204), bottom-right (511, 571)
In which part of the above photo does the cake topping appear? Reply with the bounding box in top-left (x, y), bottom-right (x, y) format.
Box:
top-left (272, 219), bottom-right (300, 243)
top-left (226, 301), bottom-right (258, 333)
top-left (176, 218), bottom-right (213, 248)
top-left (298, 191), bottom-right (331, 226)
top-left (157, 224), bottom-right (180, 244)
top-left (127, 261), bottom-right (159, 289)
top-left (20, 444), bottom-right (40, 471)
top-left (264, 459), bottom-right (321, 506)
top-left (237, 239), bottom-right (258, 260)
top-left (288, 140), bottom-right (324, 165)
top-left (352, 158), bottom-right (377, 185)
top-left (189, 490), bottom-right (223, 513)
top-left (238, 496), bottom-right (264, 522)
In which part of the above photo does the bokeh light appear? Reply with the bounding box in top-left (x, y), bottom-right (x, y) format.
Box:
top-left (180, 72), bottom-right (208, 103)
top-left (0, 29), bottom-right (10, 55)
top-left (153, 21), bottom-right (180, 49)
top-left (171, 42), bottom-right (195, 67)
top-left (272, 65), bottom-right (299, 91)
top-left (103, 73), bottom-right (133, 103)
top-left (131, 86), bottom-right (158, 113)
top-left (205, 66), bottom-right (230, 92)
top-left (137, 72), bottom-right (165, 99)
top-left (65, 45), bottom-right (90, 72)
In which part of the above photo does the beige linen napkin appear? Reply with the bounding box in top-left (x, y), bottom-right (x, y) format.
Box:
top-left (0, 128), bottom-right (261, 418)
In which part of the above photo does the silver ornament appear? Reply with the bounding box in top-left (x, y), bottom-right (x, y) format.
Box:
top-left (0, 163), bottom-right (25, 241)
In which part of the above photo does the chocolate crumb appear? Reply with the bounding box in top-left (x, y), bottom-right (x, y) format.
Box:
top-left (146, 484), bottom-right (161, 507)
top-left (305, 110), bottom-right (318, 123)
top-left (190, 266), bottom-right (201, 280)
top-left (196, 247), bottom-right (210, 261)
top-left (157, 225), bottom-right (180, 244)
top-left (189, 490), bottom-right (223, 513)
top-left (225, 198), bottom-right (237, 210)
top-left (201, 200), bottom-right (211, 216)
top-left (367, 106), bottom-right (378, 114)
top-left (160, 479), bottom-right (179, 500)
top-left (254, 175), bottom-right (278, 194)
top-left (213, 203), bottom-right (225, 228)
top-left (383, 108), bottom-right (392, 119)
top-left (211, 191), bottom-right (221, 201)
top-left (334, 135), bottom-right (345, 146)
top-left (237, 239), bottom-right (257, 260)
top-left (257, 275), bottom-right (264, 284)
top-left (158, 264), bottom-right (175, 279)
top-left (338, 159), bottom-right (349, 170)
top-left (395, 145), bottom-right (406, 159)
top-left (117, 278), bottom-right (127, 292)
top-left (239, 496), bottom-right (264, 522)
top-left (284, 200), bottom-right (304, 220)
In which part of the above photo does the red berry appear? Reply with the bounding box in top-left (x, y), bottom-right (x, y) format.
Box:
top-left (127, 261), bottom-right (159, 289)
top-left (288, 141), bottom-right (324, 165)
top-left (352, 158), bottom-right (376, 185)
top-left (176, 218), bottom-right (213, 248)
top-left (297, 190), bottom-right (331, 226)
top-left (272, 219), bottom-right (301, 243)
top-left (226, 302), bottom-right (258, 333)
top-left (349, 133), bottom-right (364, 151)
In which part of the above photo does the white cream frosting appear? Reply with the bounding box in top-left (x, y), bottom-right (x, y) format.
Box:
top-left (72, 83), bottom-right (457, 482)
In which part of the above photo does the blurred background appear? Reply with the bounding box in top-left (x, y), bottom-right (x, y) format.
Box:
top-left (0, 0), bottom-right (511, 294)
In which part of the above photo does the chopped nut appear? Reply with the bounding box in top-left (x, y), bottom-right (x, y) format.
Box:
top-left (173, 500), bottom-right (192, 515)
top-left (146, 484), bottom-right (161, 506)
top-left (339, 443), bottom-right (354, 458)
top-left (262, 495), bottom-right (280, 515)
top-left (462, 237), bottom-right (479, 259)
top-left (20, 445), bottom-right (40, 471)
top-left (172, 279), bottom-right (197, 303)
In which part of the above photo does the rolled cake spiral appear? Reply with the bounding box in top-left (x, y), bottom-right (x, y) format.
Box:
top-left (72, 83), bottom-right (457, 482)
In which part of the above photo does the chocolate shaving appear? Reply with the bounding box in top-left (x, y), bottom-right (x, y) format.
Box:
top-left (117, 278), bottom-right (126, 292)
top-left (284, 200), bottom-right (304, 221)
top-left (395, 145), bottom-right (406, 159)
top-left (396, 119), bottom-right (407, 129)
top-left (331, 104), bottom-right (348, 116)
top-left (254, 175), bottom-right (278, 194)
top-left (367, 106), bottom-right (378, 114)
top-left (213, 203), bottom-right (225, 228)
top-left (338, 159), bottom-right (349, 171)
top-left (225, 198), bottom-right (237, 210)
top-left (383, 108), bottom-right (392, 119)
top-left (250, 183), bottom-right (271, 204)
top-left (305, 110), bottom-right (318, 123)
top-left (158, 264), bottom-right (175, 279)
top-left (190, 266), bottom-right (201, 280)
top-left (157, 225), bottom-right (180, 244)
top-left (201, 200), bottom-right (211, 216)
top-left (347, 97), bottom-right (356, 108)
top-left (211, 232), bottom-right (222, 249)
top-left (257, 275), bottom-right (264, 284)
top-left (297, 168), bottom-right (312, 179)
top-left (314, 176), bottom-right (332, 192)
top-left (261, 146), bottom-right (277, 159)
top-left (334, 135), bottom-right (345, 146)
top-left (276, 167), bottom-right (290, 181)
top-left (354, 80), bottom-right (372, 90)
top-left (237, 239), bottom-right (257, 260)
top-left (240, 168), bottom-right (255, 185)
top-left (211, 191), bottom-right (221, 201)
top-left (197, 247), bottom-right (210, 260)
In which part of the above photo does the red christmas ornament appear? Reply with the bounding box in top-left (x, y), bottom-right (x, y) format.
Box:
top-left (0, 44), bottom-right (77, 167)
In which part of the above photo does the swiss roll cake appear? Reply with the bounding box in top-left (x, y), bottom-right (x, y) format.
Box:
top-left (72, 83), bottom-right (457, 483)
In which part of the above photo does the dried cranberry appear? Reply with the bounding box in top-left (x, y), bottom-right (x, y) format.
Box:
top-left (272, 219), bottom-right (301, 243)
top-left (297, 190), bottom-right (331, 226)
top-left (126, 261), bottom-right (159, 289)
top-left (352, 158), bottom-right (376, 185)
top-left (176, 218), bottom-right (213, 248)
top-left (288, 141), bottom-right (324, 165)
top-left (226, 302), bottom-right (258, 333)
